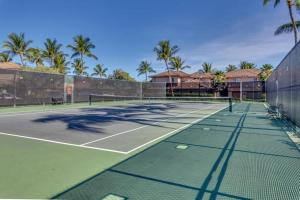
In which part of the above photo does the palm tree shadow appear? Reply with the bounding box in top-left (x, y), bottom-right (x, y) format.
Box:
top-left (32, 102), bottom-right (200, 134)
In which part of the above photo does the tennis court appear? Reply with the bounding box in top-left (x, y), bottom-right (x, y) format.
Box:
top-left (53, 103), bottom-right (300, 200)
top-left (0, 99), bottom-right (299, 199)
top-left (0, 97), bottom-right (229, 154)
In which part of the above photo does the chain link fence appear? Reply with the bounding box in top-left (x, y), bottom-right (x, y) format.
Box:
top-left (168, 81), bottom-right (266, 101)
top-left (0, 69), bottom-right (64, 106)
top-left (266, 42), bottom-right (300, 127)
top-left (0, 69), bottom-right (167, 106)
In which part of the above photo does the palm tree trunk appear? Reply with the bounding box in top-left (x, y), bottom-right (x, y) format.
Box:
top-left (287, 0), bottom-right (298, 44)
top-left (50, 58), bottom-right (54, 67)
top-left (80, 54), bottom-right (84, 66)
top-left (145, 72), bottom-right (148, 81)
top-left (20, 55), bottom-right (25, 66)
top-left (165, 60), bottom-right (174, 96)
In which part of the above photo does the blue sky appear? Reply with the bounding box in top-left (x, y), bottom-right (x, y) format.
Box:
top-left (0, 0), bottom-right (296, 80)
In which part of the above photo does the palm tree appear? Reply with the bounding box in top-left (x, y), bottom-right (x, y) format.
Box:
top-left (42, 38), bottom-right (63, 67)
top-left (214, 70), bottom-right (226, 84)
top-left (25, 48), bottom-right (44, 67)
top-left (109, 68), bottom-right (135, 81)
top-left (200, 62), bottom-right (213, 73)
top-left (226, 64), bottom-right (237, 72)
top-left (154, 40), bottom-right (179, 96)
top-left (72, 59), bottom-right (88, 76)
top-left (0, 52), bottom-right (12, 62)
top-left (137, 61), bottom-right (156, 81)
top-left (169, 56), bottom-right (190, 71)
top-left (239, 61), bottom-right (256, 69)
top-left (263, 0), bottom-right (300, 44)
top-left (213, 70), bottom-right (226, 95)
top-left (2, 33), bottom-right (32, 66)
top-left (92, 64), bottom-right (108, 78)
top-left (275, 21), bottom-right (300, 35)
top-left (68, 35), bottom-right (98, 66)
top-left (260, 64), bottom-right (273, 81)
top-left (54, 53), bottom-right (70, 74)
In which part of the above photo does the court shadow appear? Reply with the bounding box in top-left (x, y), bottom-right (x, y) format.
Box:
top-left (52, 105), bottom-right (252, 200)
top-left (32, 105), bottom-right (204, 134)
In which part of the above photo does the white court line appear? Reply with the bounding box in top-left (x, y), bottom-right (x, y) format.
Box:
top-left (0, 131), bottom-right (127, 154)
top-left (0, 104), bottom-right (134, 117)
top-left (0, 104), bottom-right (190, 118)
top-left (125, 105), bottom-right (228, 154)
top-left (0, 108), bottom-right (88, 117)
top-left (0, 104), bottom-right (227, 155)
top-left (80, 109), bottom-right (203, 146)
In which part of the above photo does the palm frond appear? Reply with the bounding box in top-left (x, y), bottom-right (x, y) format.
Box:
top-left (275, 21), bottom-right (300, 35)
top-left (295, 0), bottom-right (300, 8)
top-left (263, 0), bottom-right (280, 7)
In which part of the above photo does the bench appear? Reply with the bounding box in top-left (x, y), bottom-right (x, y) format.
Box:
top-left (51, 97), bottom-right (64, 105)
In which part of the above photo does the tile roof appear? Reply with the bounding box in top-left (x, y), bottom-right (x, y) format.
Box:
top-left (190, 72), bottom-right (215, 79)
top-left (0, 62), bottom-right (21, 70)
top-left (225, 69), bottom-right (261, 78)
top-left (150, 70), bottom-right (190, 78)
top-left (150, 69), bottom-right (262, 80)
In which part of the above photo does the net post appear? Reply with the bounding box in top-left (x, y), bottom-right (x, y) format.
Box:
top-left (229, 97), bottom-right (232, 112)
top-left (89, 94), bottom-right (92, 106)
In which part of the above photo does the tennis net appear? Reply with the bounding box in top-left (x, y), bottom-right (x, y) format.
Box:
top-left (89, 94), bottom-right (233, 112)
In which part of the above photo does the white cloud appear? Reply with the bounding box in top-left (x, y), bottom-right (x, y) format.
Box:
top-left (182, 12), bottom-right (295, 71)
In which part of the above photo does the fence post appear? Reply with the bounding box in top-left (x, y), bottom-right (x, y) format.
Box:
top-left (240, 81), bottom-right (243, 102)
top-left (13, 70), bottom-right (17, 107)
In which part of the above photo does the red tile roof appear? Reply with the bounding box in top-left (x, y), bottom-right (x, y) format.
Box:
top-left (225, 69), bottom-right (261, 78)
top-left (150, 70), bottom-right (190, 78)
top-left (0, 62), bottom-right (21, 70)
top-left (150, 69), bottom-right (262, 81)
top-left (190, 72), bottom-right (215, 79)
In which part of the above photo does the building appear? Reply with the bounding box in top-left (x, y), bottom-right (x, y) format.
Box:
top-left (150, 69), bottom-right (264, 100)
top-left (226, 69), bottom-right (263, 100)
top-left (0, 62), bottom-right (21, 70)
top-left (150, 71), bottom-right (190, 86)
top-left (225, 68), bottom-right (261, 82)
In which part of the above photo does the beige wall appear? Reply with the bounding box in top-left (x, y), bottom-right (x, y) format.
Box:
top-left (151, 77), bottom-right (181, 83)
top-left (227, 77), bottom-right (259, 82)
top-left (182, 77), bottom-right (213, 83)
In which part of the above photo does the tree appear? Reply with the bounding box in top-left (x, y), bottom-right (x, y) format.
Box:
top-left (0, 52), bottom-right (12, 62)
top-left (72, 59), bottom-right (88, 76)
top-left (169, 56), bottom-right (190, 71)
top-left (68, 35), bottom-right (98, 66)
top-left (213, 70), bottom-right (226, 92)
top-left (200, 62), bottom-right (213, 73)
top-left (275, 21), bottom-right (300, 35)
top-left (154, 40), bottom-right (179, 96)
top-left (239, 61), bottom-right (256, 69)
top-left (260, 64), bottom-right (273, 81)
top-left (42, 38), bottom-right (63, 67)
top-left (108, 69), bottom-right (135, 81)
top-left (54, 53), bottom-right (70, 74)
top-left (21, 66), bottom-right (60, 74)
top-left (263, 0), bottom-right (300, 44)
top-left (25, 48), bottom-right (44, 67)
top-left (92, 64), bottom-right (108, 78)
top-left (2, 33), bottom-right (32, 66)
top-left (226, 64), bottom-right (237, 72)
top-left (137, 61), bottom-right (156, 81)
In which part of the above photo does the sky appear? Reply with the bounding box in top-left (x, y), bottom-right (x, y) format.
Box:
top-left (0, 0), bottom-right (296, 80)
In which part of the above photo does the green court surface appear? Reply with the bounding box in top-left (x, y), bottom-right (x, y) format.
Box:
top-left (0, 103), bottom-right (299, 199)
top-left (53, 103), bottom-right (300, 200)
top-left (0, 134), bottom-right (126, 199)
top-left (0, 101), bottom-right (224, 199)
